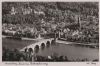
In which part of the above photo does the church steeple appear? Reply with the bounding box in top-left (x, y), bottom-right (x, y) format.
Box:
top-left (77, 15), bottom-right (81, 31)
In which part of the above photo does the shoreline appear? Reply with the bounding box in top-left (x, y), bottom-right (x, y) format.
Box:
top-left (57, 38), bottom-right (99, 46)
top-left (2, 35), bottom-right (44, 41)
top-left (56, 40), bottom-right (98, 46)
top-left (2, 35), bottom-right (98, 46)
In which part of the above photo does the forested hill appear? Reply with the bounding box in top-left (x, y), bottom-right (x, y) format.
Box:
top-left (2, 2), bottom-right (98, 16)
top-left (2, 2), bottom-right (99, 32)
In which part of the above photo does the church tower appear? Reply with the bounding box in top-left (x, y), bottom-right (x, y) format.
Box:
top-left (77, 15), bottom-right (81, 31)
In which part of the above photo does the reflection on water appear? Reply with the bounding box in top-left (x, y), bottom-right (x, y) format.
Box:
top-left (37, 43), bottom-right (98, 60)
top-left (2, 38), bottom-right (99, 61)
top-left (2, 38), bottom-right (37, 50)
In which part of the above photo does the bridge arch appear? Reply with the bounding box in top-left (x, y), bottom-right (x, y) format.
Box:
top-left (51, 40), bottom-right (55, 45)
top-left (34, 45), bottom-right (39, 53)
top-left (28, 48), bottom-right (33, 53)
top-left (41, 43), bottom-right (45, 49)
top-left (46, 41), bottom-right (50, 47)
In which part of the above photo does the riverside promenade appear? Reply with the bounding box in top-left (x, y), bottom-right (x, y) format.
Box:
top-left (56, 38), bottom-right (98, 48)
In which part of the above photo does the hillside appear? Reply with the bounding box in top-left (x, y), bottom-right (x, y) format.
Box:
top-left (2, 2), bottom-right (99, 43)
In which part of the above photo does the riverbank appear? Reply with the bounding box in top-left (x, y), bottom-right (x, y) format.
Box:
top-left (2, 35), bottom-right (44, 41)
top-left (2, 35), bottom-right (98, 46)
top-left (57, 38), bottom-right (99, 46)
top-left (56, 40), bottom-right (98, 46)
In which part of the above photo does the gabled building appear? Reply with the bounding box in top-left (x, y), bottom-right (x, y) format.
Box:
top-left (10, 6), bottom-right (32, 15)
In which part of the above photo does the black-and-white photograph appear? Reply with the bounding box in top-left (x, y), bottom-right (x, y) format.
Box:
top-left (2, 2), bottom-right (99, 62)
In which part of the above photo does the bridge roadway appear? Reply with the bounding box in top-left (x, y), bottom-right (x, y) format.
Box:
top-left (20, 38), bottom-right (55, 52)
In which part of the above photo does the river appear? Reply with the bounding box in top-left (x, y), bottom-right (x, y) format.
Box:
top-left (2, 38), bottom-right (99, 61)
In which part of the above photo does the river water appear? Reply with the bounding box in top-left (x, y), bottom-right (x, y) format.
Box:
top-left (2, 38), bottom-right (99, 61)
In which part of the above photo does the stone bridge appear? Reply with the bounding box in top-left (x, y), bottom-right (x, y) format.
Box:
top-left (20, 38), bottom-right (55, 52)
